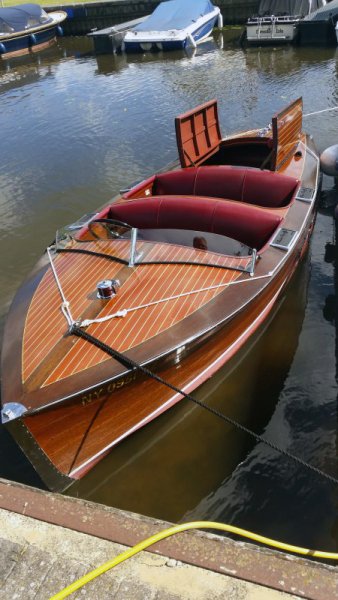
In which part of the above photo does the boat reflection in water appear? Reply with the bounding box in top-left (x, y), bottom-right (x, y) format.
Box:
top-left (93, 34), bottom-right (223, 76)
top-left (0, 36), bottom-right (92, 85)
top-left (67, 256), bottom-right (310, 523)
top-left (243, 44), bottom-right (337, 77)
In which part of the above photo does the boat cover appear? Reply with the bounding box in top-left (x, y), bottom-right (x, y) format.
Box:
top-left (0, 4), bottom-right (52, 34)
top-left (134, 0), bottom-right (216, 32)
top-left (303, 0), bottom-right (337, 20)
top-left (257, 0), bottom-right (323, 17)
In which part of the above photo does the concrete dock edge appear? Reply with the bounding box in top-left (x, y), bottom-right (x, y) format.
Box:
top-left (0, 478), bottom-right (337, 599)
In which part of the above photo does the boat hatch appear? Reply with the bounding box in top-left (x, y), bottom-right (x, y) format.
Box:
top-left (270, 227), bottom-right (297, 251)
top-left (175, 99), bottom-right (222, 168)
top-left (271, 97), bottom-right (303, 171)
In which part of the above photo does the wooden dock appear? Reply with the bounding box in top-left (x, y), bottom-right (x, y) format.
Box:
top-left (0, 478), bottom-right (337, 599)
top-left (88, 15), bottom-right (146, 54)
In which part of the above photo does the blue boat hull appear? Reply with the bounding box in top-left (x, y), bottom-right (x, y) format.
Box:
top-left (124, 14), bottom-right (218, 53)
top-left (0, 24), bottom-right (62, 58)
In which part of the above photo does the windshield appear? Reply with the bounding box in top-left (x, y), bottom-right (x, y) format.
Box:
top-left (55, 218), bottom-right (254, 274)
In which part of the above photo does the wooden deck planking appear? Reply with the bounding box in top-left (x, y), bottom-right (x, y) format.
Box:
top-left (22, 250), bottom-right (124, 381)
top-left (21, 228), bottom-right (249, 389)
top-left (42, 257), bottom-right (244, 385)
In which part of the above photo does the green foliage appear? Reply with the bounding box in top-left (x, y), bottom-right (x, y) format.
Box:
top-left (2, 0), bottom-right (94, 6)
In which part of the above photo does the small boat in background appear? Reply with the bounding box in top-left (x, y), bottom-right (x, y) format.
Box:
top-left (0, 3), bottom-right (67, 58)
top-left (1, 97), bottom-right (320, 491)
top-left (246, 0), bottom-right (326, 44)
top-left (124, 0), bottom-right (222, 52)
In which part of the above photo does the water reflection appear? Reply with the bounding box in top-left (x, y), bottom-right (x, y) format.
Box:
top-left (93, 35), bottom-right (224, 76)
top-left (244, 45), bottom-right (337, 75)
top-left (0, 426), bottom-right (45, 489)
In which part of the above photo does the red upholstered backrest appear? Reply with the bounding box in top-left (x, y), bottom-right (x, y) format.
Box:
top-left (152, 166), bottom-right (298, 208)
top-left (109, 196), bottom-right (282, 250)
top-left (194, 166), bottom-right (245, 200)
top-left (241, 169), bottom-right (298, 207)
top-left (153, 169), bottom-right (197, 196)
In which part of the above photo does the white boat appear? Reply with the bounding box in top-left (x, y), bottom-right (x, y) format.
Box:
top-left (124, 0), bottom-right (222, 52)
top-left (246, 0), bottom-right (326, 44)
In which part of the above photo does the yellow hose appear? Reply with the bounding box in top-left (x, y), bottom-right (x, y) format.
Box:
top-left (49, 520), bottom-right (338, 600)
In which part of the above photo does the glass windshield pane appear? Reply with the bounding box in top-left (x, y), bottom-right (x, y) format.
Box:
top-left (55, 220), bottom-right (253, 273)
top-left (26, 17), bottom-right (39, 28)
top-left (0, 19), bottom-right (13, 34)
top-left (136, 228), bottom-right (251, 257)
top-left (40, 9), bottom-right (50, 23)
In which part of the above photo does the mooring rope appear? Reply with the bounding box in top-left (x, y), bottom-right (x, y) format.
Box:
top-left (70, 324), bottom-right (338, 487)
top-left (79, 272), bottom-right (272, 328)
top-left (304, 106), bottom-right (338, 118)
top-left (45, 231), bottom-right (338, 485)
top-left (47, 247), bottom-right (75, 327)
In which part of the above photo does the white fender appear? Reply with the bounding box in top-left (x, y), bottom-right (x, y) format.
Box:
top-left (187, 32), bottom-right (197, 48)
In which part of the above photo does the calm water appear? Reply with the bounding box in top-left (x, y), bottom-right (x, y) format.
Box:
top-left (0, 33), bottom-right (338, 553)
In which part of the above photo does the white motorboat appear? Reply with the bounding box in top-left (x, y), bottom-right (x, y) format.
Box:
top-left (124, 0), bottom-right (222, 52)
top-left (246, 0), bottom-right (326, 44)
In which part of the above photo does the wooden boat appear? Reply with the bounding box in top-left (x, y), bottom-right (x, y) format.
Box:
top-left (1, 97), bottom-right (320, 491)
top-left (0, 4), bottom-right (67, 59)
top-left (123, 0), bottom-right (222, 52)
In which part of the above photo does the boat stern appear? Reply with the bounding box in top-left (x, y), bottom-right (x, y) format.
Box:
top-left (246, 17), bottom-right (299, 44)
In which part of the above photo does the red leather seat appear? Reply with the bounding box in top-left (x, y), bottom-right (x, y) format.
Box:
top-left (151, 166), bottom-right (298, 208)
top-left (109, 195), bottom-right (282, 250)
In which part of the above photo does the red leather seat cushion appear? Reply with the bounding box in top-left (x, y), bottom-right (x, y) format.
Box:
top-left (109, 195), bottom-right (282, 250)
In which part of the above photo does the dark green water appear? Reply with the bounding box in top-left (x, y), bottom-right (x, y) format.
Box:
top-left (0, 33), bottom-right (337, 553)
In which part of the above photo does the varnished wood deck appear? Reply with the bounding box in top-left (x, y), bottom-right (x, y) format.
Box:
top-left (23, 241), bottom-right (250, 387)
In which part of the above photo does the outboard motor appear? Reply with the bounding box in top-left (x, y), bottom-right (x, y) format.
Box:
top-left (320, 145), bottom-right (338, 177)
top-left (320, 145), bottom-right (338, 216)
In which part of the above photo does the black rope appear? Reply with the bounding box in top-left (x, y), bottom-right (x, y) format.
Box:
top-left (70, 325), bottom-right (338, 486)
